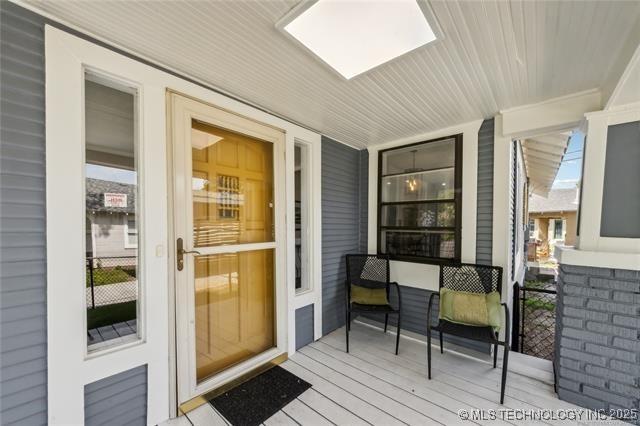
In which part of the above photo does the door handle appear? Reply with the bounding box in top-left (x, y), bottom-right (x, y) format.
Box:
top-left (177, 238), bottom-right (201, 271)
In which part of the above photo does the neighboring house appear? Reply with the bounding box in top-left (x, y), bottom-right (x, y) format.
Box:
top-left (86, 178), bottom-right (137, 263)
top-left (528, 187), bottom-right (579, 247)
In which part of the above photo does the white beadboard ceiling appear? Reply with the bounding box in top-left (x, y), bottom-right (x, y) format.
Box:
top-left (23, 0), bottom-right (640, 148)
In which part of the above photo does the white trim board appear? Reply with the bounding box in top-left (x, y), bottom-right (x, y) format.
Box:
top-left (556, 246), bottom-right (640, 271)
top-left (500, 89), bottom-right (601, 138)
top-left (45, 26), bottom-right (322, 424)
top-left (577, 104), bottom-right (640, 255)
top-left (491, 115), bottom-right (515, 315)
top-left (366, 119), bottom-right (482, 291)
top-left (287, 137), bottom-right (323, 353)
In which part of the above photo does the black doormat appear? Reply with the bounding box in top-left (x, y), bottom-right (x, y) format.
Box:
top-left (209, 365), bottom-right (311, 426)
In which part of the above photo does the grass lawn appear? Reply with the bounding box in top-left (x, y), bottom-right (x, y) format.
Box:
top-left (86, 267), bottom-right (135, 287)
top-left (87, 301), bottom-right (136, 329)
top-left (524, 298), bottom-right (555, 311)
top-left (523, 280), bottom-right (556, 311)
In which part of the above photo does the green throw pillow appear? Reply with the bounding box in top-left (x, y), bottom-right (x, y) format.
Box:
top-left (351, 285), bottom-right (388, 305)
top-left (439, 288), bottom-right (502, 330)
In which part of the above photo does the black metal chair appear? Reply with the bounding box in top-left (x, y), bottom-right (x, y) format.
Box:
top-left (345, 254), bottom-right (402, 355)
top-left (427, 263), bottom-right (510, 404)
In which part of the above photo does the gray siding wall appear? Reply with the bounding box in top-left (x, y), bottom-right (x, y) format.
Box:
top-left (321, 137), bottom-right (365, 335)
top-left (556, 265), bottom-right (640, 424)
top-left (358, 149), bottom-right (369, 252)
top-left (600, 120), bottom-right (640, 238)
top-left (84, 365), bottom-right (147, 426)
top-left (295, 304), bottom-right (314, 350)
top-left (476, 118), bottom-right (494, 265)
top-left (0, 3), bottom-right (48, 424)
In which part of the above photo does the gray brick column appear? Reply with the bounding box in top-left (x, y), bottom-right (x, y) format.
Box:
top-left (556, 264), bottom-right (640, 424)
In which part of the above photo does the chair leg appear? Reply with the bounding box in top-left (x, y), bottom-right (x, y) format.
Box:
top-left (345, 311), bottom-right (350, 353)
top-left (427, 325), bottom-right (432, 379)
top-left (493, 343), bottom-right (498, 368)
top-left (384, 314), bottom-right (389, 333)
top-left (395, 313), bottom-right (401, 355)
top-left (500, 342), bottom-right (509, 404)
top-left (439, 331), bottom-right (443, 354)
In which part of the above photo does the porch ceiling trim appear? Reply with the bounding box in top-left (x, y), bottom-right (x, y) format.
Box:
top-left (522, 132), bottom-right (571, 196)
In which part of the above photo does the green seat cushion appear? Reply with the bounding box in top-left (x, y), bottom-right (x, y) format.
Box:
top-left (351, 285), bottom-right (389, 305)
top-left (439, 288), bottom-right (501, 330)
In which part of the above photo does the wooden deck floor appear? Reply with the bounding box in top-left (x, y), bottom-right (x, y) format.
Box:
top-left (164, 321), bottom-right (623, 426)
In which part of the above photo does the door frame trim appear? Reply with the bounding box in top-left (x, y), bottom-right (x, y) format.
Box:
top-left (168, 91), bottom-right (288, 404)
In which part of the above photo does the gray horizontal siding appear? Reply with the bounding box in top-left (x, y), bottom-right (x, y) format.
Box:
top-left (476, 118), bottom-right (494, 265)
top-left (0, 2), bottom-right (48, 425)
top-left (295, 304), bottom-right (314, 350)
top-left (322, 137), bottom-right (364, 335)
top-left (84, 365), bottom-right (147, 426)
top-left (358, 149), bottom-right (369, 252)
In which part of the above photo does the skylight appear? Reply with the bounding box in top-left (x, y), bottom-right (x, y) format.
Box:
top-left (283, 0), bottom-right (437, 79)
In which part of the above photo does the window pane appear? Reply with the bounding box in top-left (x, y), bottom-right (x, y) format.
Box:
top-left (191, 120), bottom-right (274, 247)
top-left (85, 76), bottom-right (139, 351)
top-left (381, 202), bottom-right (455, 228)
top-left (295, 145), bottom-right (310, 293)
top-left (194, 249), bottom-right (274, 381)
top-left (382, 139), bottom-right (454, 176)
top-left (554, 219), bottom-right (563, 239)
top-left (380, 230), bottom-right (455, 259)
top-left (381, 168), bottom-right (454, 202)
top-left (378, 136), bottom-right (459, 262)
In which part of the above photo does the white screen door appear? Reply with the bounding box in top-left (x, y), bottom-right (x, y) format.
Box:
top-left (170, 93), bottom-right (286, 404)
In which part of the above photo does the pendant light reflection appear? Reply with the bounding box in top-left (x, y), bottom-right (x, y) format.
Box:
top-left (406, 150), bottom-right (419, 192)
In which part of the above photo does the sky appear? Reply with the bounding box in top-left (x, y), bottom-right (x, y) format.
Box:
top-left (552, 132), bottom-right (584, 189)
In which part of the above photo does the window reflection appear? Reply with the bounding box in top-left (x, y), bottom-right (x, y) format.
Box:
top-left (191, 120), bottom-right (274, 247)
top-left (84, 76), bottom-right (140, 351)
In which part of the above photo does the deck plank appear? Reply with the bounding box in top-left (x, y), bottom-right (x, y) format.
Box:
top-left (330, 324), bottom-right (560, 401)
top-left (290, 352), bottom-right (440, 425)
top-left (296, 388), bottom-right (370, 426)
top-left (304, 342), bottom-right (517, 426)
top-left (345, 323), bottom-right (555, 394)
top-left (280, 360), bottom-right (404, 425)
top-left (326, 323), bottom-right (629, 425)
top-left (186, 403), bottom-right (228, 426)
top-left (281, 398), bottom-right (334, 426)
top-left (298, 346), bottom-right (471, 425)
top-left (264, 410), bottom-right (299, 426)
top-left (320, 329), bottom-right (547, 413)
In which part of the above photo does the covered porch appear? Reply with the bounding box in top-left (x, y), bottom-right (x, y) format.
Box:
top-left (2, 1), bottom-right (640, 425)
